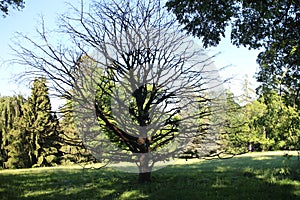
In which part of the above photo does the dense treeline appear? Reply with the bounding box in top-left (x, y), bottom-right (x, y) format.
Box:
top-left (220, 80), bottom-right (300, 154)
top-left (186, 78), bottom-right (300, 156)
top-left (0, 78), bottom-right (94, 169)
top-left (1, 77), bottom-right (299, 169)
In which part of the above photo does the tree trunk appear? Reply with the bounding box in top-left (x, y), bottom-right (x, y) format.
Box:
top-left (138, 171), bottom-right (151, 183)
top-left (138, 153), bottom-right (152, 183)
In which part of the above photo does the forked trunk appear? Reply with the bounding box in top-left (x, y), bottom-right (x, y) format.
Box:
top-left (138, 153), bottom-right (152, 183)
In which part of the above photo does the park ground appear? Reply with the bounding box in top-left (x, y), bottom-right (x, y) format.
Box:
top-left (0, 151), bottom-right (299, 200)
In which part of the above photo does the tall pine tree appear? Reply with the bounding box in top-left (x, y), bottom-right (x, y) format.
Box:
top-left (23, 77), bottom-right (61, 167)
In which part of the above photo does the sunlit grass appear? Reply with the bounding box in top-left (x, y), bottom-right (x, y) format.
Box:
top-left (0, 151), bottom-right (299, 200)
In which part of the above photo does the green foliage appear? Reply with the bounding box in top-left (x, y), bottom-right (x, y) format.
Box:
top-left (166, 0), bottom-right (300, 109)
top-left (23, 78), bottom-right (62, 167)
top-left (59, 100), bottom-right (95, 165)
top-left (0, 95), bottom-right (26, 168)
top-left (166, 0), bottom-right (237, 48)
top-left (258, 91), bottom-right (300, 150)
top-left (220, 90), bottom-right (246, 154)
top-left (221, 84), bottom-right (300, 153)
top-left (166, 1), bottom-right (299, 50)
top-left (0, 77), bottom-right (97, 169)
top-left (4, 128), bottom-right (30, 169)
top-left (2, 78), bottom-right (62, 169)
top-left (220, 89), bottom-right (271, 153)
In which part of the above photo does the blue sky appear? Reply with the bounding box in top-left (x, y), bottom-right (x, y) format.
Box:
top-left (0, 0), bottom-right (261, 98)
top-left (0, 0), bottom-right (76, 97)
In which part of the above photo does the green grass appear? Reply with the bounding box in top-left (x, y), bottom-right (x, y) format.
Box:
top-left (0, 151), bottom-right (299, 200)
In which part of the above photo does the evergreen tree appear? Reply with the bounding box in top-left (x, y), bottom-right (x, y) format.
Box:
top-left (59, 100), bottom-right (94, 165)
top-left (4, 121), bottom-right (30, 168)
top-left (220, 90), bottom-right (246, 154)
top-left (240, 76), bottom-right (256, 105)
top-left (0, 97), bottom-right (8, 168)
top-left (0, 95), bottom-right (27, 168)
top-left (23, 77), bottom-right (61, 167)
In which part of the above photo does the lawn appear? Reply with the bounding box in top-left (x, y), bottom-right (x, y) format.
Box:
top-left (0, 151), bottom-right (299, 200)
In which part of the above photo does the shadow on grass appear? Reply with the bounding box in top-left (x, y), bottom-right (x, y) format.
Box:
top-left (0, 154), bottom-right (299, 200)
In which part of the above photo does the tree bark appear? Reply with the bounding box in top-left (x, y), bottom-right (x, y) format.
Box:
top-left (138, 153), bottom-right (152, 183)
top-left (138, 171), bottom-right (152, 183)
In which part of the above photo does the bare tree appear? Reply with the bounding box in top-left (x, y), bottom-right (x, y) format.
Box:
top-left (12, 0), bottom-right (224, 183)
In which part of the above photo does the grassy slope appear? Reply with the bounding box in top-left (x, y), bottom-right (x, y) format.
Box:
top-left (0, 151), bottom-right (299, 200)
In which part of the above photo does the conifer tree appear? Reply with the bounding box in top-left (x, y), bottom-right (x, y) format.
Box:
top-left (59, 100), bottom-right (94, 164)
top-left (5, 120), bottom-right (30, 168)
top-left (0, 95), bottom-right (28, 168)
top-left (0, 97), bottom-right (9, 168)
top-left (23, 77), bottom-right (61, 167)
top-left (220, 90), bottom-right (245, 154)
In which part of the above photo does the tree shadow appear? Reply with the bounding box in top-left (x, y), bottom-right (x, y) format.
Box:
top-left (0, 154), bottom-right (299, 199)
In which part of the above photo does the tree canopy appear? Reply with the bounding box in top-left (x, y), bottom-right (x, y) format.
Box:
top-left (219, 78), bottom-right (300, 154)
top-left (166, 0), bottom-right (300, 108)
top-left (0, 0), bottom-right (24, 16)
